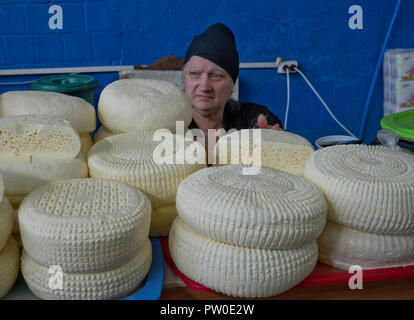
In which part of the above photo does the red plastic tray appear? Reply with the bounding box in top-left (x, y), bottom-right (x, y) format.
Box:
top-left (160, 237), bottom-right (414, 291)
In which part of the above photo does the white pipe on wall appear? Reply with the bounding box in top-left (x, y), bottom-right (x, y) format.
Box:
top-left (0, 62), bottom-right (278, 76)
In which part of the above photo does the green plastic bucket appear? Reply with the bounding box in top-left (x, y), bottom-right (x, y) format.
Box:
top-left (31, 73), bottom-right (99, 106)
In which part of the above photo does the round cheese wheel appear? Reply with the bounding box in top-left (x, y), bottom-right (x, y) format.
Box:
top-left (304, 145), bottom-right (414, 234)
top-left (88, 132), bottom-right (206, 206)
top-left (0, 153), bottom-right (88, 202)
top-left (318, 222), bottom-right (414, 270)
top-left (19, 178), bottom-right (151, 273)
top-left (21, 239), bottom-right (152, 300)
top-left (0, 237), bottom-right (20, 299)
top-left (169, 218), bottom-right (318, 298)
top-left (88, 132), bottom-right (205, 235)
top-left (215, 129), bottom-right (314, 175)
top-left (0, 90), bottom-right (96, 134)
top-left (177, 165), bottom-right (327, 249)
top-left (97, 79), bottom-right (192, 133)
top-left (0, 196), bottom-right (13, 252)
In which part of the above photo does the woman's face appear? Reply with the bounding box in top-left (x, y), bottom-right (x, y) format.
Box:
top-left (184, 56), bottom-right (234, 115)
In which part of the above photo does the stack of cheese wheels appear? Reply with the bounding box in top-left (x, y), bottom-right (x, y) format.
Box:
top-left (88, 132), bottom-right (206, 237)
top-left (0, 174), bottom-right (20, 299)
top-left (0, 90), bottom-right (96, 156)
top-left (215, 129), bottom-right (314, 176)
top-left (0, 115), bottom-right (88, 210)
top-left (94, 79), bottom-right (192, 143)
top-left (304, 145), bottom-right (414, 270)
top-left (19, 178), bottom-right (152, 300)
top-left (170, 165), bottom-right (328, 298)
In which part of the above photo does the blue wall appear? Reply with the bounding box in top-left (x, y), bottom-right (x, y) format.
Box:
top-left (0, 0), bottom-right (413, 145)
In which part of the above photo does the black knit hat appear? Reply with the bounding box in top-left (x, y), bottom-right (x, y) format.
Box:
top-left (184, 23), bottom-right (239, 84)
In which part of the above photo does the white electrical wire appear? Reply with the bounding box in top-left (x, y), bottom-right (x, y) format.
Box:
top-left (284, 68), bottom-right (290, 130)
top-left (295, 67), bottom-right (357, 139)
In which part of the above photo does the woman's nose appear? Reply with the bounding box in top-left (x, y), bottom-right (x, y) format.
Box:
top-left (198, 74), bottom-right (212, 91)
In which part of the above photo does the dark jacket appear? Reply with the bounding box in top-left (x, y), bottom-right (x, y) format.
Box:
top-left (188, 99), bottom-right (283, 131)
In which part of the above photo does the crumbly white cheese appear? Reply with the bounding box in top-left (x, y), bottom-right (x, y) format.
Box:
top-left (0, 237), bottom-right (20, 299)
top-left (0, 115), bottom-right (81, 161)
top-left (176, 165), bottom-right (327, 249)
top-left (97, 79), bottom-right (192, 133)
top-left (318, 221), bottom-right (414, 270)
top-left (18, 178), bottom-right (151, 273)
top-left (215, 129), bottom-right (314, 175)
top-left (304, 145), bottom-right (414, 234)
top-left (169, 218), bottom-right (318, 298)
top-left (0, 90), bottom-right (96, 134)
top-left (21, 239), bottom-right (152, 300)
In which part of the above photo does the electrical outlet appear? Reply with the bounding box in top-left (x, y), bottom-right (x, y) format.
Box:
top-left (277, 60), bottom-right (298, 74)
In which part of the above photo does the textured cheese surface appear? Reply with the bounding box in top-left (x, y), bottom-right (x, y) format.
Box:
top-left (0, 237), bottom-right (20, 299)
top-left (19, 178), bottom-right (151, 273)
top-left (0, 90), bottom-right (96, 134)
top-left (80, 134), bottom-right (93, 155)
top-left (0, 174), bottom-right (3, 200)
top-left (88, 132), bottom-right (206, 208)
top-left (215, 129), bottom-right (314, 175)
top-left (0, 196), bottom-right (13, 251)
top-left (0, 153), bottom-right (88, 199)
top-left (304, 145), bottom-right (414, 234)
top-left (21, 239), bottom-right (152, 300)
top-left (0, 115), bottom-right (81, 161)
top-left (93, 126), bottom-right (116, 143)
top-left (318, 222), bottom-right (414, 270)
top-left (177, 165), bottom-right (327, 249)
top-left (97, 79), bottom-right (192, 133)
top-left (169, 218), bottom-right (318, 298)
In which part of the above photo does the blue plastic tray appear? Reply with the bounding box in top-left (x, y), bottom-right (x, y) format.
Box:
top-left (3, 237), bottom-right (164, 300)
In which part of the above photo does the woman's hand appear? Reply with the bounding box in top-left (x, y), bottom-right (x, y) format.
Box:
top-left (257, 114), bottom-right (283, 130)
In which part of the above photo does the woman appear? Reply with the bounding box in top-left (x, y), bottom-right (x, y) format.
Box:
top-left (183, 23), bottom-right (283, 141)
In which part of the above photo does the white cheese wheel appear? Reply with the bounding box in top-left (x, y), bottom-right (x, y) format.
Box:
top-left (0, 174), bottom-right (3, 200)
top-left (93, 126), bottom-right (116, 143)
top-left (304, 145), bottom-right (414, 234)
top-left (21, 238), bottom-right (152, 300)
top-left (177, 165), bottom-right (327, 249)
top-left (318, 222), bottom-right (414, 270)
top-left (97, 79), bottom-right (192, 133)
top-left (0, 237), bottom-right (20, 299)
top-left (0, 153), bottom-right (88, 202)
top-left (215, 129), bottom-right (314, 175)
top-left (0, 196), bottom-right (13, 251)
top-left (0, 90), bottom-right (96, 134)
top-left (0, 115), bottom-right (81, 161)
top-left (88, 132), bottom-right (206, 208)
top-left (19, 178), bottom-right (151, 273)
top-left (88, 132), bottom-right (205, 236)
top-left (80, 133), bottom-right (93, 155)
top-left (169, 218), bottom-right (318, 298)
